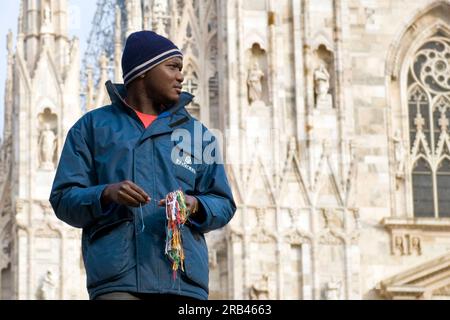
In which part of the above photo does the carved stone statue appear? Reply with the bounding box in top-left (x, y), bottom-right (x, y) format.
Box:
top-left (43, 1), bottom-right (52, 25)
top-left (392, 129), bottom-right (405, 178)
top-left (40, 0), bottom-right (53, 35)
top-left (314, 64), bottom-right (332, 108)
top-left (6, 30), bottom-right (13, 54)
top-left (411, 237), bottom-right (421, 255)
top-left (394, 235), bottom-right (405, 256)
top-left (247, 61), bottom-right (264, 105)
top-left (324, 278), bottom-right (341, 300)
top-left (289, 136), bottom-right (297, 154)
top-left (39, 123), bottom-right (56, 170)
top-left (249, 274), bottom-right (269, 300)
top-left (37, 270), bottom-right (56, 300)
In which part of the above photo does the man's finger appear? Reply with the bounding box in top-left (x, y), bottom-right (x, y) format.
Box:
top-left (128, 182), bottom-right (151, 202)
top-left (124, 185), bottom-right (149, 204)
top-left (158, 199), bottom-right (166, 207)
top-left (118, 190), bottom-right (140, 207)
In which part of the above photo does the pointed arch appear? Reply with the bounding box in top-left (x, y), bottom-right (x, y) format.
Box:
top-left (225, 164), bottom-right (244, 204)
top-left (412, 156), bottom-right (434, 217)
top-left (278, 150), bottom-right (312, 207)
top-left (311, 30), bottom-right (333, 54)
top-left (313, 150), bottom-right (345, 208)
top-left (436, 157), bottom-right (450, 217)
top-left (388, 2), bottom-right (450, 218)
top-left (15, 52), bottom-right (32, 93)
top-left (386, 1), bottom-right (450, 79)
top-left (172, 0), bottom-right (219, 126)
top-left (33, 48), bottom-right (64, 99)
top-left (408, 83), bottom-right (432, 152)
top-left (244, 154), bottom-right (276, 206)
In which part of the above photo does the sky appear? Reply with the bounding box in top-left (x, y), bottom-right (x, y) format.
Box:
top-left (0, 0), bottom-right (98, 140)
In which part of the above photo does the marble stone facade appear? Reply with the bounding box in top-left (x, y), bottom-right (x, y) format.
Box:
top-left (0, 0), bottom-right (449, 300)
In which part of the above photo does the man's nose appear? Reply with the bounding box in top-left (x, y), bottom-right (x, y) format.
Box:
top-left (176, 71), bottom-right (184, 83)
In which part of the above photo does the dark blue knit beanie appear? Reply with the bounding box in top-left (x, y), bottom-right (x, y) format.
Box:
top-left (122, 30), bottom-right (183, 86)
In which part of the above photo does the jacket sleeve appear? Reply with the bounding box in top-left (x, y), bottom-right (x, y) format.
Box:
top-left (187, 135), bottom-right (236, 234)
top-left (49, 121), bottom-right (110, 229)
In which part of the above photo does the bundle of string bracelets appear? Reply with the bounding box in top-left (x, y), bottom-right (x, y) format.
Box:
top-left (164, 189), bottom-right (191, 280)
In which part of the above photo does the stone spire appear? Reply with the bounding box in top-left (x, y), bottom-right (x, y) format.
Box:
top-left (3, 30), bottom-right (14, 139)
top-left (125, 0), bottom-right (143, 37)
top-left (114, 5), bottom-right (122, 82)
top-left (6, 0), bottom-right (82, 301)
top-left (19, 0), bottom-right (70, 73)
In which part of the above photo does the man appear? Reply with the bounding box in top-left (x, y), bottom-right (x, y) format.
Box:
top-left (49, 31), bottom-right (236, 300)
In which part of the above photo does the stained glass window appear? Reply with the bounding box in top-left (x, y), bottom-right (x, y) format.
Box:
top-left (408, 31), bottom-right (450, 218)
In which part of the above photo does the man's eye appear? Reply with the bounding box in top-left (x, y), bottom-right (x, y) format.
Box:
top-left (169, 65), bottom-right (182, 71)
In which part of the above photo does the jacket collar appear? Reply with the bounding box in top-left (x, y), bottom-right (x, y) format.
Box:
top-left (105, 80), bottom-right (194, 141)
top-left (105, 80), bottom-right (194, 117)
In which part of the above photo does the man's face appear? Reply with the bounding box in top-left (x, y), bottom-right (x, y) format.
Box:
top-left (144, 57), bottom-right (184, 106)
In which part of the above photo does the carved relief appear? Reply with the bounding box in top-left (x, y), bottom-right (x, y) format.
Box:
top-left (433, 284), bottom-right (450, 297)
top-left (288, 208), bottom-right (300, 227)
top-left (284, 231), bottom-right (310, 245)
top-left (251, 228), bottom-right (277, 243)
top-left (323, 278), bottom-right (342, 300)
top-left (249, 273), bottom-right (270, 300)
top-left (391, 233), bottom-right (422, 256)
top-left (36, 270), bottom-right (57, 300)
top-left (411, 236), bottom-right (422, 255)
top-left (393, 235), bottom-right (406, 255)
top-left (285, 209), bottom-right (312, 245)
top-left (255, 207), bottom-right (265, 228)
top-left (322, 208), bottom-right (344, 230)
top-left (319, 231), bottom-right (344, 245)
top-left (251, 208), bottom-right (277, 243)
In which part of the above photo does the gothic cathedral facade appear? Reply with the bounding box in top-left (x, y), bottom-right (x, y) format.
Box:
top-left (1, 0), bottom-right (450, 300)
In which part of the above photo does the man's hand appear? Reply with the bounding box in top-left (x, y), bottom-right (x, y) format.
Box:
top-left (102, 180), bottom-right (151, 207)
top-left (158, 194), bottom-right (200, 217)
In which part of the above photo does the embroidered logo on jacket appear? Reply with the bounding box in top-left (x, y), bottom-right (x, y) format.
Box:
top-left (175, 156), bottom-right (196, 174)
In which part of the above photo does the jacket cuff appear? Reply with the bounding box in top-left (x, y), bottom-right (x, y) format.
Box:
top-left (89, 184), bottom-right (111, 219)
top-left (187, 195), bottom-right (213, 231)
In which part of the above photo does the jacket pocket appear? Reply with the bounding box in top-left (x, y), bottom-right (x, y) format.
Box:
top-left (85, 219), bottom-right (136, 289)
top-left (172, 153), bottom-right (197, 190)
top-left (180, 226), bottom-right (209, 293)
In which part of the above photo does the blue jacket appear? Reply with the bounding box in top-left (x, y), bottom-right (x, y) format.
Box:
top-left (49, 81), bottom-right (236, 300)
